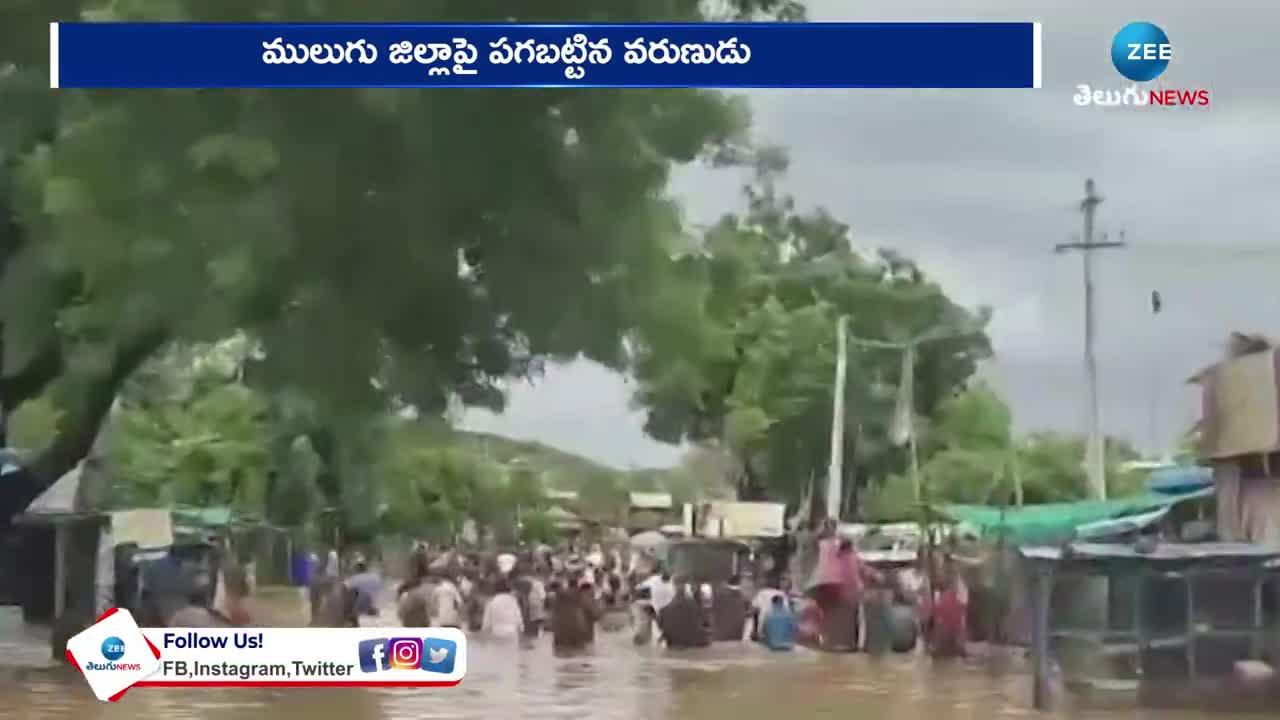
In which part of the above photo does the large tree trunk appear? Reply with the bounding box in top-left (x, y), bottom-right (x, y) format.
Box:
top-left (0, 181), bottom-right (14, 448)
top-left (0, 328), bottom-right (6, 448)
top-left (734, 449), bottom-right (771, 501)
top-left (1, 158), bottom-right (168, 516)
top-left (33, 331), bottom-right (166, 483)
top-left (0, 331), bottom-right (167, 525)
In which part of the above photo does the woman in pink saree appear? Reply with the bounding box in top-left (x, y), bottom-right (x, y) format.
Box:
top-left (807, 521), bottom-right (880, 652)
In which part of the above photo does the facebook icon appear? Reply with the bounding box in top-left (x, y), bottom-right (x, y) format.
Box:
top-left (357, 638), bottom-right (389, 673)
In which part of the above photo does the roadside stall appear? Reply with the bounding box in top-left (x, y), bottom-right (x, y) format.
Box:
top-left (1022, 542), bottom-right (1280, 711)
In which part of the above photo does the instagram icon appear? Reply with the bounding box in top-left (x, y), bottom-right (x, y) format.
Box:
top-left (388, 638), bottom-right (423, 670)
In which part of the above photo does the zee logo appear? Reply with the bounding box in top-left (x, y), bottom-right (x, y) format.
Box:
top-left (1111, 22), bottom-right (1172, 82)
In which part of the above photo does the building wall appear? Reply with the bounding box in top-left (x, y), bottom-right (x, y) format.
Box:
top-left (1214, 458), bottom-right (1280, 548)
top-left (17, 519), bottom-right (101, 624)
top-left (1198, 350), bottom-right (1280, 460)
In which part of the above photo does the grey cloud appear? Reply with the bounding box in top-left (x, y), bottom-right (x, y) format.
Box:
top-left (472, 2), bottom-right (1280, 465)
top-left (462, 360), bottom-right (685, 470)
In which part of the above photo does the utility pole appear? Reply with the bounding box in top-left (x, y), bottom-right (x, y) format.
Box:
top-left (1054, 179), bottom-right (1125, 500)
top-left (826, 315), bottom-right (849, 521)
top-left (895, 343), bottom-right (923, 503)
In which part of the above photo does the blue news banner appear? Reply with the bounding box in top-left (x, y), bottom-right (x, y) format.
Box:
top-left (49, 22), bottom-right (1042, 89)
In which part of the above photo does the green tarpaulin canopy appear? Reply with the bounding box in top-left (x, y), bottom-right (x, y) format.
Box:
top-left (172, 507), bottom-right (234, 528)
top-left (937, 487), bottom-right (1213, 545)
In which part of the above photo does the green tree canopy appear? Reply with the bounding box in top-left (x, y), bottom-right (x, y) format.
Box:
top-left (0, 0), bottom-right (805, 514)
top-left (864, 385), bottom-right (1150, 521)
top-left (630, 152), bottom-right (992, 510)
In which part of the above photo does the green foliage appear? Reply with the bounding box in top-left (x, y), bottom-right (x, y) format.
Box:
top-left (657, 445), bottom-right (737, 506)
top-left (4, 395), bottom-right (60, 450)
top-left (445, 431), bottom-right (732, 520)
top-left (631, 153), bottom-right (992, 507)
top-left (0, 0), bottom-right (805, 493)
top-left (862, 385), bottom-right (1152, 521)
top-left (577, 471), bottom-right (629, 524)
top-left (518, 509), bottom-right (558, 545)
top-left (267, 435), bottom-right (324, 527)
top-left (862, 473), bottom-right (917, 522)
top-left (107, 343), bottom-right (272, 511)
top-left (449, 431), bottom-right (615, 488)
top-left (1013, 433), bottom-right (1145, 503)
top-left (930, 382), bottom-right (1011, 453)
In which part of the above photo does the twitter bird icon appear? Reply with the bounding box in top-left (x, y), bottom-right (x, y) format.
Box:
top-left (421, 637), bottom-right (457, 674)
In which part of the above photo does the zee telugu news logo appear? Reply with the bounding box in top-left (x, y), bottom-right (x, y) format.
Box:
top-left (1074, 22), bottom-right (1209, 108)
top-left (83, 636), bottom-right (143, 672)
top-left (358, 637), bottom-right (457, 674)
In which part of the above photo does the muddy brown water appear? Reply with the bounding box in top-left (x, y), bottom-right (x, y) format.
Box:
top-left (0, 602), bottom-right (1268, 720)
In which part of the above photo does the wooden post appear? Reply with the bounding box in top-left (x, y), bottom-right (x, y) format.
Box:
top-left (1031, 564), bottom-right (1054, 710)
top-left (1185, 573), bottom-right (1196, 680)
top-left (53, 524), bottom-right (67, 620)
top-left (1252, 574), bottom-right (1265, 659)
top-left (1135, 569), bottom-right (1148, 681)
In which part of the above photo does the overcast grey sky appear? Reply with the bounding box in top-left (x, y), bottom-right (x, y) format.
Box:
top-left (465, 1), bottom-right (1280, 469)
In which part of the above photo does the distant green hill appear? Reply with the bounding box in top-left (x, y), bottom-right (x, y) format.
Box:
top-left (403, 423), bottom-right (726, 515)
top-left (445, 430), bottom-right (668, 490)
top-left (451, 431), bottom-right (610, 482)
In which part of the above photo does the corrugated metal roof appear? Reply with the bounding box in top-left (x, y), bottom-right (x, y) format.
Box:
top-left (0, 448), bottom-right (26, 476)
top-left (172, 507), bottom-right (234, 528)
top-left (23, 463), bottom-right (85, 516)
top-left (1148, 466), bottom-right (1213, 494)
top-left (543, 505), bottom-right (578, 521)
top-left (1022, 542), bottom-right (1280, 564)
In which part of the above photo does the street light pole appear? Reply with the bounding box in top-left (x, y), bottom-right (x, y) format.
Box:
top-left (826, 315), bottom-right (849, 521)
top-left (847, 325), bottom-right (985, 504)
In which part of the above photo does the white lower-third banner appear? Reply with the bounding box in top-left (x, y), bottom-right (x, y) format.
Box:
top-left (141, 627), bottom-right (467, 687)
top-left (67, 609), bottom-right (466, 700)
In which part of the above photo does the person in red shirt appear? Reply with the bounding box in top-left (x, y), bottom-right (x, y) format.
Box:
top-left (223, 568), bottom-right (252, 626)
top-left (796, 600), bottom-right (823, 648)
top-left (928, 556), bottom-right (968, 658)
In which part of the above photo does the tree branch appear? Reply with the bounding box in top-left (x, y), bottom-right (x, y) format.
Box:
top-left (0, 340), bottom-right (64, 410)
top-left (0, 181), bottom-right (64, 411)
top-left (26, 328), bottom-right (168, 489)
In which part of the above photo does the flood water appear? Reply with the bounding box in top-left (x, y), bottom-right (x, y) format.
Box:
top-left (0, 607), bottom-right (1269, 720)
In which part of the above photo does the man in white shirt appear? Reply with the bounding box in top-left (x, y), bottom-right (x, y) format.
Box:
top-left (496, 552), bottom-right (517, 576)
top-left (526, 576), bottom-right (547, 629)
top-left (431, 577), bottom-right (464, 628)
top-left (641, 570), bottom-right (675, 612)
top-left (631, 569), bottom-right (673, 643)
top-left (481, 579), bottom-right (523, 639)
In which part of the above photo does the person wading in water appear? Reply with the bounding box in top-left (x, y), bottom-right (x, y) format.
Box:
top-left (711, 574), bottom-right (750, 641)
top-left (396, 553), bottom-right (435, 627)
top-left (551, 574), bottom-right (597, 651)
top-left (928, 555), bottom-right (969, 658)
top-left (659, 581), bottom-right (710, 649)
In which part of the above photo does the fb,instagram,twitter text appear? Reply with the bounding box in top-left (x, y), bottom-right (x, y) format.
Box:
top-left (160, 659), bottom-right (354, 680)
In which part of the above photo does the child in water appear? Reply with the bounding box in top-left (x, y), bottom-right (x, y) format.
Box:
top-left (762, 594), bottom-right (797, 651)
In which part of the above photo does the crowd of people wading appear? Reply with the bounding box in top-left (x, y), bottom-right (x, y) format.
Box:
top-left (299, 517), bottom-right (970, 658)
